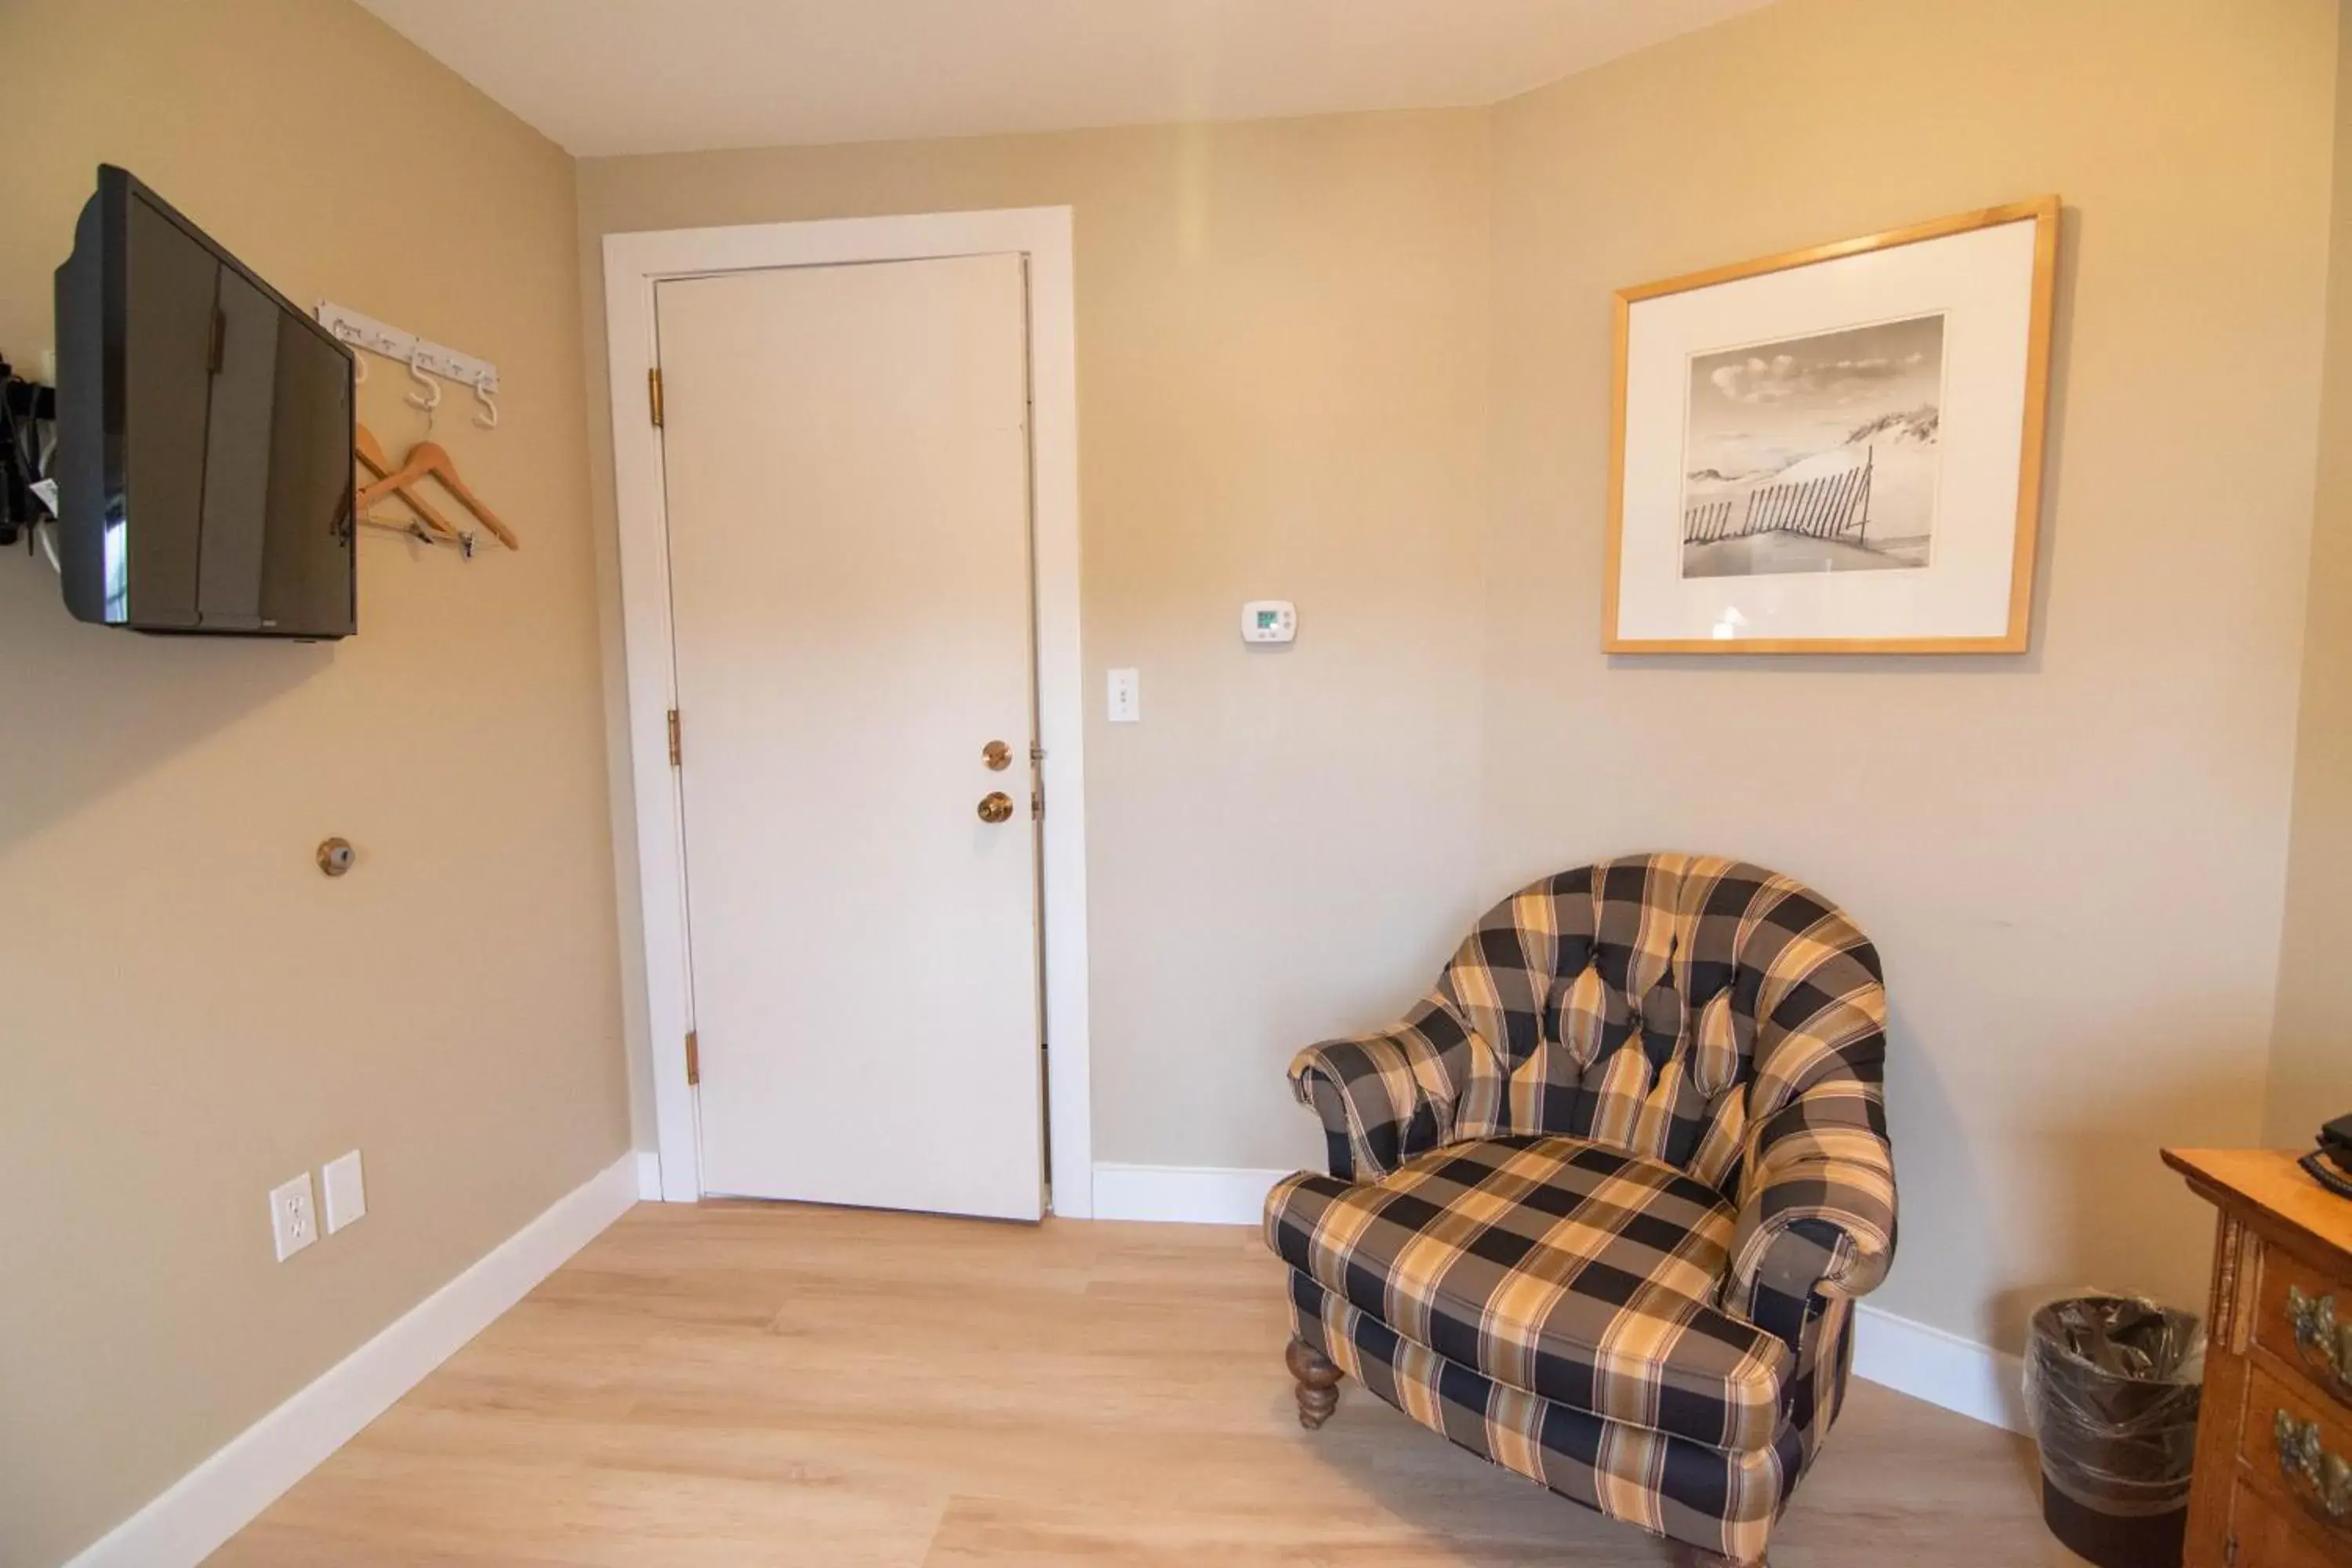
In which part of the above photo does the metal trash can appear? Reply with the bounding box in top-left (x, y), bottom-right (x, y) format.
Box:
top-left (2024, 1294), bottom-right (2205, 1568)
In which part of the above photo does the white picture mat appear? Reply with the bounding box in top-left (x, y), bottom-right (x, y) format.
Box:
top-left (1617, 219), bottom-right (2038, 644)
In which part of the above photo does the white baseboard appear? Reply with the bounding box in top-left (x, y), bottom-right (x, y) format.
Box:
top-left (634, 1149), bottom-right (663, 1200)
top-left (1091, 1162), bottom-right (2025, 1435)
top-left (66, 1152), bottom-right (641, 1568)
top-left (1091, 1162), bottom-right (1289, 1225)
top-left (1853, 1301), bottom-right (2027, 1434)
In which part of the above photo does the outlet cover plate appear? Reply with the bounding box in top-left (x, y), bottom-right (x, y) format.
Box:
top-left (270, 1173), bottom-right (318, 1261)
top-left (321, 1150), bottom-right (366, 1234)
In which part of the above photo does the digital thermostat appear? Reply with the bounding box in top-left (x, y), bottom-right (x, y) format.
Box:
top-left (1241, 600), bottom-right (1297, 644)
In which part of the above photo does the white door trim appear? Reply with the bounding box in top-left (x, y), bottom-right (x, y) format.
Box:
top-left (601, 208), bottom-right (1092, 1215)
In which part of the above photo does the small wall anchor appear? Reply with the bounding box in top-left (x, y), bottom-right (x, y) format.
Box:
top-left (317, 837), bottom-right (356, 877)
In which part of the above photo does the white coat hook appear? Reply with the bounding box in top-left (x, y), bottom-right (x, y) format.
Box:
top-left (405, 347), bottom-right (441, 431)
top-left (331, 323), bottom-right (369, 387)
top-left (314, 302), bottom-right (498, 431)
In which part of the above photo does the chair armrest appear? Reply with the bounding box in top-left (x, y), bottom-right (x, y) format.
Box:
top-left (1287, 1011), bottom-right (1461, 1181)
top-left (1721, 1084), bottom-right (1896, 1340)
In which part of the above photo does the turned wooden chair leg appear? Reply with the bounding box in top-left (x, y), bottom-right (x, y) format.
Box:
top-left (1285, 1337), bottom-right (1342, 1429)
top-left (1670, 1547), bottom-right (1764, 1568)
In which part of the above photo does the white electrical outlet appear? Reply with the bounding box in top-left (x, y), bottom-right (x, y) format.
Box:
top-left (321, 1150), bottom-right (366, 1234)
top-left (269, 1173), bottom-right (318, 1261)
top-left (1107, 667), bottom-right (1141, 723)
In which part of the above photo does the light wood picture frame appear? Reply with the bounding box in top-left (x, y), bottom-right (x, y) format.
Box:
top-left (1604, 197), bottom-right (2060, 655)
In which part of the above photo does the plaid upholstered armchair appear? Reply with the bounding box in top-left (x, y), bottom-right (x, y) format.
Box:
top-left (1262, 854), bottom-right (1895, 1568)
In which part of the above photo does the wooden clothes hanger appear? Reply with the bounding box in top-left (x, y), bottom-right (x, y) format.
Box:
top-left (354, 422), bottom-right (461, 543)
top-left (358, 437), bottom-right (521, 552)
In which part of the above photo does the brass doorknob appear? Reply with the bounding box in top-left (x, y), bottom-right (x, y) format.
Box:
top-left (977, 791), bottom-right (1014, 824)
top-left (982, 739), bottom-right (1014, 771)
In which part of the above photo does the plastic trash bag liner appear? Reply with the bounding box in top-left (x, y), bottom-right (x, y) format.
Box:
top-left (2024, 1293), bottom-right (2205, 1514)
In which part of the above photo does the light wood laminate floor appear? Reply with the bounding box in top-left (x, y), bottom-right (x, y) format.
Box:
top-left (214, 1202), bottom-right (2089, 1566)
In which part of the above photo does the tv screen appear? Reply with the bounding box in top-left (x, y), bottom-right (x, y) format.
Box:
top-left (53, 166), bottom-right (355, 637)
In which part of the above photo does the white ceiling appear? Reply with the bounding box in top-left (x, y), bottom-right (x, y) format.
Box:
top-left (356, 0), bottom-right (1775, 158)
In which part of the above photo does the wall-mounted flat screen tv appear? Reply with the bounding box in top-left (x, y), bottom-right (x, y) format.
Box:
top-left (53, 165), bottom-right (355, 637)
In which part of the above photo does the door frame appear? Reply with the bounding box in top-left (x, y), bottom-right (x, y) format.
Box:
top-left (601, 208), bottom-right (1092, 1213)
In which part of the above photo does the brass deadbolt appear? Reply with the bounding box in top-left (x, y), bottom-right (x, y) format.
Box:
top-left (982, 739), bottom-right (1013, 771)
top-left (317, 837), bottom-right (356, 877)
top-left (977, 791), bottom-right (1014, 824)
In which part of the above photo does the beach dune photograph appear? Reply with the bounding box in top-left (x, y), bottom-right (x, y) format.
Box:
top-left (1679, 313), bottom-right (1944, 579)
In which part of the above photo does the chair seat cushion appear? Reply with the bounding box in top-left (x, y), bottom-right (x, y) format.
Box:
top-left (1264, 1135), bottom-right (1792, 1454)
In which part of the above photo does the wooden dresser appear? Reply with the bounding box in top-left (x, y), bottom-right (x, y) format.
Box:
top-left (2165, 1149), bottom-right (2352, 1568)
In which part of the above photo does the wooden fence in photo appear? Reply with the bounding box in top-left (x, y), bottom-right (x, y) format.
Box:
top-left (1684, 447), bottom-right (1875, 547)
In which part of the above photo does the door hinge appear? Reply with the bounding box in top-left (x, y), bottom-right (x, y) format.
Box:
top-left (667, 707), bottom-right (682, 768)
top-left (684, 1029), bottom-right (700, 1086)
top-left (648, 366), bottom-right (665, 427)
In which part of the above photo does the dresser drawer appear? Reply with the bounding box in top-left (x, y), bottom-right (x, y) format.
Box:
top-left (2242, 1364), bottom-right (2352, 1559)
top-left (2259, 1247), bottom-right (2352, 1412)
top-left (2231, 1479), bottom-right (2352, 1568)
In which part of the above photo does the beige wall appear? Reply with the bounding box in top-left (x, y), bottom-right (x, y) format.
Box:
top-left (2269, 0), bottom-right (2352, 1147)
top-left (579, 0), bottom-right (2339, 1354)
top-left (576, 113), bottom-right (1497, 1172)
top-left (0, 4), bottom-right (630, 1564)
top-left (5, 15), bottom-right (2330, 1557)
top-left (1484, 0), bottom-right (2336, 1347)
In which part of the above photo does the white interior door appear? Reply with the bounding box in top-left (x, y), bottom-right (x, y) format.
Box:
top-left (656, 255), bottom-right (1043, 1220)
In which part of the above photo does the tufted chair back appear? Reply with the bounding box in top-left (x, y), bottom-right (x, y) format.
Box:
top-left (1355, 853), bottom-right (1886, 1203)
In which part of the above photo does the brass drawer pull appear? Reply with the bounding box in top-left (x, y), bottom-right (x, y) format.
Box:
top-left (2287, 1284), bottom-right (2352, 1396)
top-left (2274, 1409), bottom-right (2352, 1526)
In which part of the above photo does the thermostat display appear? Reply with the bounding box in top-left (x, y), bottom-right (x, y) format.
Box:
top-left (1242, 600), bottom-right (1297, 644)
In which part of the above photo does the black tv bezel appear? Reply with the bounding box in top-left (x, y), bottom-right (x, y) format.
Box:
top-left (56, 165), bottom-right (358, 639)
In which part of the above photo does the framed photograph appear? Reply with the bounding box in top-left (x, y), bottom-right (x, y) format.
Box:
top-left (1604, 197), bottom-right (2060, 653)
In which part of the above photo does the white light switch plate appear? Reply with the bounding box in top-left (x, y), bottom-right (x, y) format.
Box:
top-left (269, 1173), bottom-right (318, 1261)
top-left (321, 1150), bottom-right (366, 1234)
top-left (1107, 667), bottom-right (1141, 723)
